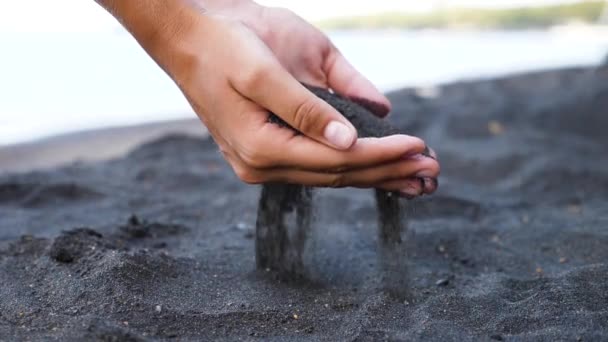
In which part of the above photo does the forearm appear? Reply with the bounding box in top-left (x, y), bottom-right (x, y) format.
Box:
top-left (94, 0), bottom-right (260, 74)
top-left (95, 1), bottom-right (197, 62)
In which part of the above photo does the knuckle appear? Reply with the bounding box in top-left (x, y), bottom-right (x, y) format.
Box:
top-left (292, 98), bottom-right (324, 134)
top-left (268, 7), bottom-right (296, 18)
top-left (277, 8), bottom-right (295, 16)
top-left (238, 137), bottom-right (277, 169)
top-left (300, 52), bottom-right (321, 67)
top-left (233, 164), bottom-right (263, 185)
top-left (328, 173), bottom-right (347, 188)
top-left (217, 142), bottom-right (267, 184)
top-left (332, 155), bottom-right (351, 172)
top-left (239, 63), bottom-right (273, 91)
top-left (239, 143), bottom-right (269, 169)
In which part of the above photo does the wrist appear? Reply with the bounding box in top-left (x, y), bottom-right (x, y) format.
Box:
top-left (148, 0), bottom-right (267, 82)
top-left (97, 0), bottom-right (267, 87)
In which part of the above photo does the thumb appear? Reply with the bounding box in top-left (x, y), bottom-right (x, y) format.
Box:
top-left (233, 62), bottom-right (358, 150)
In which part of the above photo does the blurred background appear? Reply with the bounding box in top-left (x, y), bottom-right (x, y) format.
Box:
top-left (0, 0), bottom-right (607, 146)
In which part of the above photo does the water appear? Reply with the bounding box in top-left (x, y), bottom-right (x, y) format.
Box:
top-left (1, 29), bottom-right (606, 146)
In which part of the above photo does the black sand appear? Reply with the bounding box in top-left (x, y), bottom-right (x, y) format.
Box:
top-left (1, 66), bottom-right (608, 341)
top-left (258, 85), bottom-right (413, 290)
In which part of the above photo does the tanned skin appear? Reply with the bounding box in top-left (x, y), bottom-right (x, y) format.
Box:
top-left (94, 0), bottom-right (440, 194)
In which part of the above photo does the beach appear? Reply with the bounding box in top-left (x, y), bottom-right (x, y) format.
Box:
top-left (1, 65), bottom-right (607, 340)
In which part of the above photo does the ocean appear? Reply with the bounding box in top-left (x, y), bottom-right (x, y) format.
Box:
top-left (1, 28), bottom-right (606, 145)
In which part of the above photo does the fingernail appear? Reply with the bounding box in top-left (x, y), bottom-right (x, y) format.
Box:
top-left (418, 177), bottom-right (425, 192)
top-left (416, 170), bottom-right (435, 178)
top-left (324, 121), bottom-right (355, 149)
top-left (424, 178), bottom-right (439, 193)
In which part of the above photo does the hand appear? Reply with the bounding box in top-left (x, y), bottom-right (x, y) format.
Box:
top-left (97, 0), bottom-right (440, 196)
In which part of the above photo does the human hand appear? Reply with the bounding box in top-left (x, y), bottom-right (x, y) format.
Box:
top-left (97, 0), bottom-right (439, 196)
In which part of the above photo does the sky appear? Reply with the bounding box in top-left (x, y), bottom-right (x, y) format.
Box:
top-left (0, 0), bottom-right (594, 33)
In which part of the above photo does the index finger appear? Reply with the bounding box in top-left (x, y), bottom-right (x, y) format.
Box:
top-left (256, 121), bottom-right (431, 172)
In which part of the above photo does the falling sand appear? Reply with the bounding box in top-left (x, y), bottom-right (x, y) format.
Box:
top-left (257, 86), bottom-right (434, 297)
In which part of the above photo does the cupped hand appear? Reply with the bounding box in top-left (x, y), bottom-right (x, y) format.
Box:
top-left (111, 0), bottom-right (440, 195)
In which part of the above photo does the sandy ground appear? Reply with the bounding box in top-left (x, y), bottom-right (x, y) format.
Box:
top-left (1, 66), bottom-right (607, 341)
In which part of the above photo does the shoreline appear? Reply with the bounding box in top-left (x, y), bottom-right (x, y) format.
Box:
top-left (0, 118), bottom-right (206, 174)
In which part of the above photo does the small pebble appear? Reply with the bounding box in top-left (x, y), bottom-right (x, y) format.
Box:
top-left (436, 278), bottom-right (450, 287)
top-left (155, 305), bottom-right (162, 313)
top-left (488, 120), bottom-right (505, 135)
top-left (234, 222), bottom-right (250, 231)
top-left (566, 204), bottom-right (582, 215)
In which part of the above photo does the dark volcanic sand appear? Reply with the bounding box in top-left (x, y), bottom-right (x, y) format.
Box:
top-left (1, 66), bottom-right (608, 341)
top-left (259, 85), bottom-right (412, 287)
